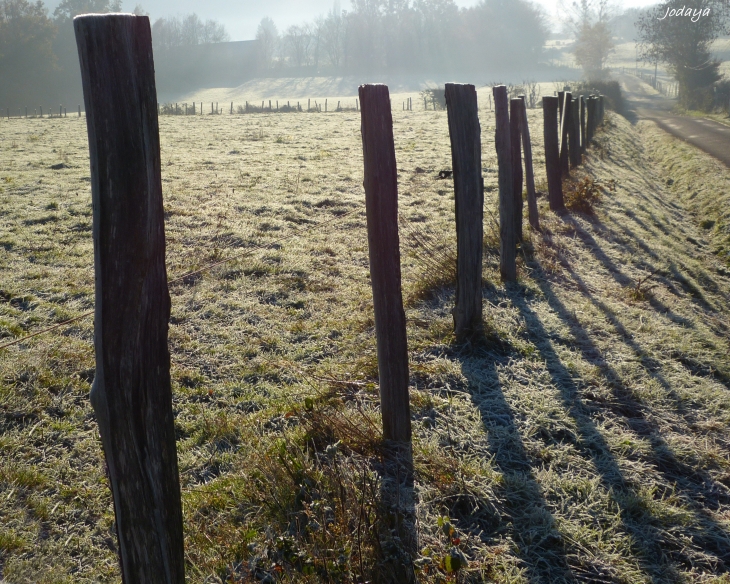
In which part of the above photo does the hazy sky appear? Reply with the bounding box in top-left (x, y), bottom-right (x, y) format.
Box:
top-left (46, 0), bottom-right (661, 41)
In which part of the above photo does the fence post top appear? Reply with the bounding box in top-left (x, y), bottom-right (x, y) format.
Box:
top-left (73, 12), bottom-right (145, 22)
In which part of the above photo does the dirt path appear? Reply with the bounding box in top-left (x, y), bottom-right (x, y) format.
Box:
top-left (620, 72), bottom-right (730, 167)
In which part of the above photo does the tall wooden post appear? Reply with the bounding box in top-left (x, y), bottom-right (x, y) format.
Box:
top-left (599, 95), bottom-right (604, 124)
top-left (445, 83), bottom-right (483, 341)
top-left (518, 96), bottom-right (539, 232)
top-left (558, 91), bottom-right (565, 121)
top-left (542, 96), bottom-right (565, 213)
top-left (559, 92), bottom-right (571, 177)
top-left (493, 85), bottom-right (516, 283)
top-left (74, 14), bottom-right (184, 584)
top-left (586, 96), bottom-right (596, 144)
top-left (510, 98), bottom-right (524, 243)
top-left (358, 84), bottom-right (411, 444)
top-left (580, 96), bottom-right (586, 155)
top-left (569, 98), bottom-right (581, 168)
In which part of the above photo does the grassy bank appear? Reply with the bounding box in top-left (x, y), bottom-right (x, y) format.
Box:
top-left (1, 103), bottom-right (729, 583)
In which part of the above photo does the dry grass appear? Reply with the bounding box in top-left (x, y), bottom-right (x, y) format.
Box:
top-left (1, 100), bottom-right (730, 583)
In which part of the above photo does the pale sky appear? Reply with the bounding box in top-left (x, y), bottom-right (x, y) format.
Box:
top-left (45, 0), bottom-right (661, 41)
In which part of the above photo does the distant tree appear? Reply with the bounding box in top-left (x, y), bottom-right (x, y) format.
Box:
top-left (151, 13), bottom-right (229, 51)
top-left (637, 0), bottom-right (730, 110)
top-left (462, 0), bottom-right (548, 73)
top-left (319, 2), bottom-right (346, 68)
top-left (609, 6), bottom-right (644, 41)
top-left (256, 16), bottom-right (279, 70)
top-left (0, 0), bottom-right (58, 104)
top-left (52, 0), bottom-right (121, 21)
top-left (565, 0), bottom-right (615, 79)
top-left (284, 23), bottom-right (316, 68)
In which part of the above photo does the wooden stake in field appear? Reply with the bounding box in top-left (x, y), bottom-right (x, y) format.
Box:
top-left (580, 95), bottom-right (586, 155)
top-left (445, 83), bottom-right (483, 341)
top-left (493, 85), bottom-right (516, 283)
top-left (559, 91), bottom-right (571, 177)
top-left (569, 97), bottom-right (581, 168)
top-left (74, 14), bottom-right (185, 584)
top-left (510, 98), bottom-right (524, 243)
top-left (358, 83), bottom-right (411, 445)
top-left (518, 95), bottom-right (539, 231)
top-left (542, 96), bottom-right (565, 213)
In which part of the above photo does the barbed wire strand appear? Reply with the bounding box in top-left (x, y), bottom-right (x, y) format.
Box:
top-left (0, 205), bottom-right (363, 351)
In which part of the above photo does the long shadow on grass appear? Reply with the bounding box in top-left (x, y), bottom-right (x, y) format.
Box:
top-left (566, 213), bottom-right (726, 312)
top-left (558, 215), bottom-right (730, 369)
top-left (455, 345), bottom-right (577, 583)
top-left (513, 270), bottom-right (730, 577)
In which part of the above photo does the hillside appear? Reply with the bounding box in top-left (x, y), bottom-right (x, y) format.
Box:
top-left (0, 100), bottom-right (729, 582)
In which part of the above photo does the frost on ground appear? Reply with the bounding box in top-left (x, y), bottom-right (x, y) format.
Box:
top-left (0, 103), bottom-right (729, 583)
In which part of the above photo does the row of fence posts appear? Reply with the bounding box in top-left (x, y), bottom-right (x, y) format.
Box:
top-left (3, 105), bottom-right (82, 119)
top-left (72, 14), bottom-right (609, 583)
top-left (158, 99), bottom-right (357, 115)
top-left (636, 70), bottom-right (678, 97)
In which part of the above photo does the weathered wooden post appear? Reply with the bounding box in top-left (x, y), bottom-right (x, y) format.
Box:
top-left (445, 83), bottom-right (483, 341)
top-left (510, 98), bottom-right (524, 243)
top-left (569, 97), bottom-right (581, 168)
top-left (559, 91), bottom-right (571, 177)
top-left (542, 96), bottom-right (565, 213)
top-left (558, 90), bottom-right (564, 120)
top-left (358, 84), bottom-right (411, 445)
top-left (493, 85), bottom-right (516, 283)
top-left (599, 95), bottom-right (604, 124)
top-left (518, 96), bottom-right (539, 232)
top-left (586, 96), bottom-right (596, 145)
top-left (74, 14), bottom-right (185, 584)
top-left (580, 95), bottom-right (586, 155)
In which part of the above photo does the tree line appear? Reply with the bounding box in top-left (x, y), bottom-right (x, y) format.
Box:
top-left (0, 0), bottom-right (232, 106)
top-left (255, 0), bottom-right (549, 76)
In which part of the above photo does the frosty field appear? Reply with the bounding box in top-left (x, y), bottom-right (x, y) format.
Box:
top-left (2, 101), bottom-right (730, 583)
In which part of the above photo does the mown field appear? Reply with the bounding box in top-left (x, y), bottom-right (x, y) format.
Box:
top-left (1, 96), bottom-right (730, 583)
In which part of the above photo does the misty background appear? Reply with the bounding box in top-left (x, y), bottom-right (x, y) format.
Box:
top-left (0, 0), bottom-right (675, 109)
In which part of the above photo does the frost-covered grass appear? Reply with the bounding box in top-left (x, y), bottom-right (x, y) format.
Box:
top-left (1, 104), bottom-right (729, 583)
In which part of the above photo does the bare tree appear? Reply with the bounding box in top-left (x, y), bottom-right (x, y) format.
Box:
top-left (151, 13), bottom-right (229, 50)
top-left (256, 16), bottom-right (279, 70)
top-left (564, 0), bottom-right (616, 78)
top-left (319, 2), bottom-right (346, 68)
top-left (284, 24), bottom-right (315, 68)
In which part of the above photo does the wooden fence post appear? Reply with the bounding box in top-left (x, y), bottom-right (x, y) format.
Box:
top-left (510, 98), bottom-right (524, 243)
top-left (559, 91), bottom-right (571, 177)
top-left (518, 96), bottom-right (539, 232)
top-left (569, 97), bottom-right (581, 168)
top-left (542, 96), bottom-right (565, 213)
top-left (586, 96), bottom-right (596, 144)
top-left (493, 85), bottom-right (516, 283)
top-left (445, 83), bottom-right (483, 341)
top-left (580, 96), bottom-right (586, 155)
top-left (74, 14), bottom-right (184, 584)
top-left (558, 90), bottom-right (564, 121)
top-left (599, 95), bottom-right (604, 124)
top-left (358, 84), bottom-right (411, 445)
